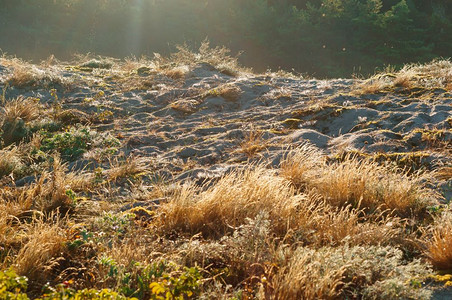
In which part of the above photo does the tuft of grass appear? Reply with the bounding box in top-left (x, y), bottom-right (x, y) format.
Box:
top-left (105, 155), bottom-right (149, 182)
top-left (0, 96), bottom-right (41, 146)
top-left (14, 217), bottom-right (67, 286)
top-left (0, 145), bottom-right (23, 178)
top-left (354, 59), bottom-right (452, 94)
top-left (154, 40), bottom-right (250, 77)
top-left (280, 143), bottom-right (325, 190)
top-left (239, 129), bottom-right (268, 157)
top-left (0, 156), bottom-right (77, 217)
top-left (203, 84), bottom-right (243, 101)
top-left (424, 209), bottom-right (452, 270)
top-left (281, 147), bottom-right (438, 218)
top-left (1, 57), bottom-right (65, 89)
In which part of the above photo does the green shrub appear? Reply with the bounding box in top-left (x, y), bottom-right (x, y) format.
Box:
top-left (97, 258), bottom-right (202, 299)
top-left (39, 126), bottom-right (120, 161)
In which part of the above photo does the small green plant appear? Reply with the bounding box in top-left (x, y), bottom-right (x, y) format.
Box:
top-left (50, 89), bottom-right (61, 121)
top-left (148, 266), bottom-right (202, 300)
top-left (40, 126), bottom-right (93, 160)
top-left (39, 125), bottom-right (119, 161)
top-left (98, 259), bottom-right (202, 300)
top-left (0, 268), bottom-right (29, 299)
top-left (66, 228), bottom-right (94, 250)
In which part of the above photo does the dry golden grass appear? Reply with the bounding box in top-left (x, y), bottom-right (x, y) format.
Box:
top-left (280, 143), bottom-right (326, 190)
top-left (436, 166), bottom-right (452, 181)
top-left (270, 247), bottom-right (346, 299)
top-left (393, 69), bottom-right (417, 89)
top-left (202, 84), bottom-right (243, 102)
top-left (163, 65), bottom-right (190, 80)
top-left (424, 210), bottom-right (452, 270)
top-left (281, 147), bottom-right (438, 217)
top-left (1, 96), bottom-right (41, 124)
top-left (239, 130), bottom-right (268, 157)
top-left (155, 40), bottom-right (250, 76)
top-left (354, 59), bottom-right (452, 94)
top-left (0, 156), bottom-right (76, 217)
top-left (14, 217), bottom-right (67, 283)
top-left (105, 155), bottom-right (149, 182)
top-left (157, 166), bottom-right (402, 247)
top-left (353, 77), bottom-right (391, 95)
top-left (0, 145), bottom-right (23, 178)
top-left (158, 168), bottom-right (301, 236)
top-left (1, 57), bottom-right (65, 89)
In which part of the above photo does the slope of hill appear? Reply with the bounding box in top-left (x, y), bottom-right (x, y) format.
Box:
top-left (0, 46), bottom-right (451, 299)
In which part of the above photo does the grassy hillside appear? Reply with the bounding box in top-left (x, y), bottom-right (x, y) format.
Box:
top-left (0, 45), bottom-right (451, 299)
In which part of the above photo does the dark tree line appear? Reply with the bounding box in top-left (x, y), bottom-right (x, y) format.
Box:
top-left (0, 0), bottom-right (450, 77)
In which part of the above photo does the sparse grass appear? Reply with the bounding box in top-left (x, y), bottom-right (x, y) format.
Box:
top-left (354, 59), bottom-right (452, 94)
top-left (1, 56), bottom-right (67, 89)
top-left (155, 40), bottom-right (250, 76)
top-left (203, 84), bottom-right (243, 101)
top-left (156, 166), bottom-right (403, 248)
top-left (0, 156), bottom-right (76, 217)
top-left (0, 96), bottom-right (42, 146)
top-left (0, 55), bottom-right (449, 299)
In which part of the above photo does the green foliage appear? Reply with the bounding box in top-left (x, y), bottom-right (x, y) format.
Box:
top-left (0, 268), bottom-right (137, 300)
top-left (39, 282), bottom-right (136, 300)
top-left (148, 266), bottom-right (201, 300)
top-left (0, 268), bottom-right (29, 299)
top-left (97, 259), bottom-right (202, 300)
top-left (40, 126), bottom-right (93, 160)
top-left (39, 125), bottom-right (120, 161)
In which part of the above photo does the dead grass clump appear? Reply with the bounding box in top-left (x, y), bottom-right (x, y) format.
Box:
top-left (239, 130), bottom-right (268, 157)
top-left (282, 148), bottom-right (438, 217)
top-left (14, 218), bottom-right (67, 286)
top-left (0, 96), bottom-right (42, 146)
top-left (353, 77), bottom-right (392, 95)
top-left (157, 167), bottom-right (401, 247)
top-left (0, 156), bottom-right (76, 217)
top-left (155, 40), bottom-right (250, 76)
top-left (424, 209), bottom-right (452, 270)
top-left (393, 68), bottom-right (417, 89)
top-left (436, 165), bottom-right (451, 181)
top-left (314, 159), bottom-right (435, 216)
top-left (105, 155), bottom-right (149, 182)
top-left (270, 245), bottom-right (432, 300)
top-left (163, 65), bottom-right (190, 80)
top-left (354, 59), bottom-right (452, 95)
top-left (204, 84), bottom-right (243, 101)
top-left (158, 168), bottom-right (301, 236)
top-left (398, 59), bottom-right (452, 90)
top-left (280, 143), bottom-right (326, 190)
top-left (0, 145), bottom-right (23, 178)
top-left (1, 96), bottom-right (40, 124)
top-left (1, 57), bottom-right (65, 89)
